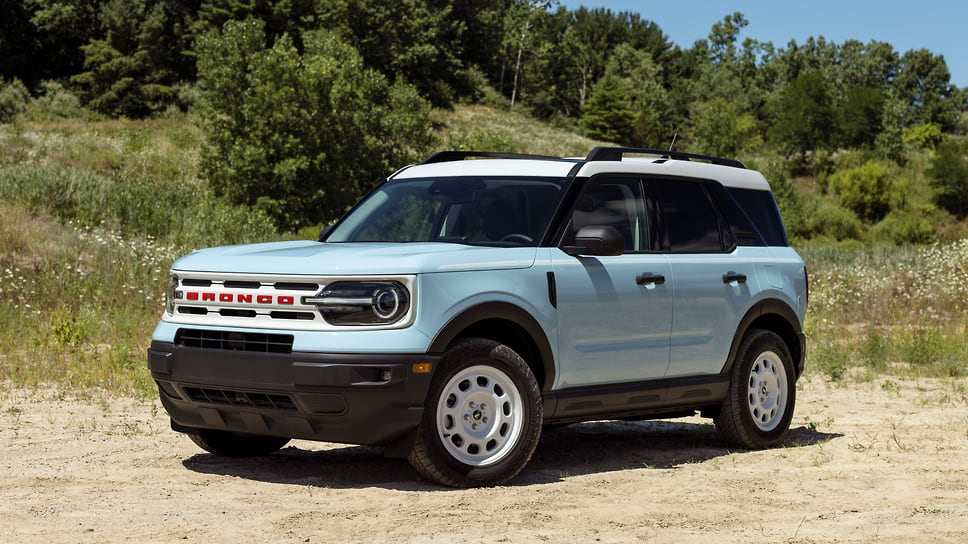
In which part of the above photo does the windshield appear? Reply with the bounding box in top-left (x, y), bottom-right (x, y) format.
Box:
top-left (326, 176), bottom-right (571, 246)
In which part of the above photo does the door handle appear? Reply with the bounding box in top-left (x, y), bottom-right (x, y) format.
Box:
top-left (636, 273), bottom-right (665, 286)
top-left (722, 271), bottom-right (747, 284)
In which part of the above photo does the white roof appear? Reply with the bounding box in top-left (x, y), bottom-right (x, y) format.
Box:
top-left (392, 156), bottom-right (771, 191)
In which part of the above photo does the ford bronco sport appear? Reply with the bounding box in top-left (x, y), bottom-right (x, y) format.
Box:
top-left (148, 147), bottom-right (807, 487)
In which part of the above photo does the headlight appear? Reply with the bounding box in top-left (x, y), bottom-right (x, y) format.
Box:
top-left (307, 281), bottom-right (411, 326)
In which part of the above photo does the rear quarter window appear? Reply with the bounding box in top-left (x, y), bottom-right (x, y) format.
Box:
top-left (726, 187), bottom-right (789, 247)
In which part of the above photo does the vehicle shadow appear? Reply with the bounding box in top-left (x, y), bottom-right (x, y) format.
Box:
top-left (181, 419), bottom-right (841, 490)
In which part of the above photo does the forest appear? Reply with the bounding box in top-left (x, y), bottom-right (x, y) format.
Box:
top-left (2, 0), bottom-right (968, 240)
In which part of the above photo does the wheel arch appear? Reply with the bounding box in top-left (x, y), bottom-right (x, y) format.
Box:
top-left (723, 299), bottom-right (805, 378)
top-left (428, 302), bottom-right (556, 393)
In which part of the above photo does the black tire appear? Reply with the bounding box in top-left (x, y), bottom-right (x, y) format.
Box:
top-left (408, 338), bottom-right (543, 487)
top-left (715, 329), bottom-right (796, 449)
top-left (187, 429), bottom-right (290, 457)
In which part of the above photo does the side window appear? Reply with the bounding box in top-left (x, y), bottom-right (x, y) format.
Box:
top-left (726, 187), bottom-right (789, 246)
top-left (652, 179), bottom-right (723, 253)
top-left (565, 177), bottom-right (649, 252)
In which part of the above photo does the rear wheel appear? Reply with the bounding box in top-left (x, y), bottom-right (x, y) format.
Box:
top-left (187, 429), bottom-right (290, 457)
top-left (409, 338), bottom-right (542, 487)
top-left (715, 329), bottom-right (796, 449)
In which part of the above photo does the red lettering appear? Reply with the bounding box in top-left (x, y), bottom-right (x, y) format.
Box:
top-left (186, 292), bottom-right (198, 301)
top-left (237, 294), bottom-right (252, 303)
top-left (257, 295), bottom-right (272, 304)
top-left (202, 292), bottom-right (215, 302)
top-left (278, 296), bottom-right (294, 305)
top-left (219, 293), bottom-right (233, 302)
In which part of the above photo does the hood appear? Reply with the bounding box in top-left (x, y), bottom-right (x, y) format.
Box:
top-left (171, 241), bottom-right (537, 275)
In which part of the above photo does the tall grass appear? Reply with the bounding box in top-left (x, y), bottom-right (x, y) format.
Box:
top-left (802, 242), bottom-right (968, 380)
top-left (0, 118), bottom-right (281, 397)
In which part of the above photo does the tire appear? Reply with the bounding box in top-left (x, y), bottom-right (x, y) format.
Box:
top-left (187, 428), bottom-right (290, 457)
top-left (408, 338), bottom-right (543, 487)
top-left (715, 329), bottom-right (796, 450)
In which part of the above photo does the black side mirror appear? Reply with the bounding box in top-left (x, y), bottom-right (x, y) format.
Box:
top-left (562, 225), bottom-right (625, 257)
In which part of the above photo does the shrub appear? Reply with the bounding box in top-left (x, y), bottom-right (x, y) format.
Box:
top-left (870, 209), bottom-right (934, 244)
top-left (445, 129), bottom-right (515, 153)
top-left (902, 123), bottom-right (944, 150)
top-left (0, 77), bottom-right (29, 122)
top-left (806, 201), bottom-right (864, 241)
top-left (829, 160), bottom-right (893, 222)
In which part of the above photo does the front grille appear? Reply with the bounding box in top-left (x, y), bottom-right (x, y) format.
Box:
top-left (184, 387), bottom-right (297, 411)
top-left (175, 328), bottom-right (294, 353)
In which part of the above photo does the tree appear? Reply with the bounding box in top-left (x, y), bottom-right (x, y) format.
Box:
top-left (768, 72), bottom-right (834, 157)
top-left (70, 0), bottom-right (197, 117)
top-left (928, 138), bottom-right (968, 218)
top-left (195, 20), bottom-right (436, 231)
top-left (605, 42), bottom-right (670, 146)
top-left (581, 74), bottom-right (634, 143)
top-left (690, 97), bottom-right (759, 158)
top-left (894, 48), bottom-right (958, 130)
top-left (504, 0), bottom-right (554, 109)
top-left (330, 0), bottom-right (466, 107)
top-left (836, 85), bottom-right (884, 148)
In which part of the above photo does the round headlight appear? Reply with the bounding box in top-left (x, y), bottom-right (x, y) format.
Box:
top-left (309, 281), bottom-right (411, 326)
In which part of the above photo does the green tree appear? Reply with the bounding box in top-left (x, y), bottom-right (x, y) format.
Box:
top-left (836, 85), bottom-right (884, 148)
top-left (928, 138), bottom-right (968, 218)
top-left (690, 97), bottom-right (759, 157)
top-left (605, 42), bottom-right (670, 146)
top-left (581, 73), bottom-right (634, 143)
top-left (70, 0), bottom-right (197, 117)
top-left (768, 72), bottom-right (834, 157)
top-left (196, 20), bottom-right (436, 231)
top-left (894, 48), bottom-right (959, 130)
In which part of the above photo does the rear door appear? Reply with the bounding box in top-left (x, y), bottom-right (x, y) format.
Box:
top-left (650, 177), bottom-right (755, 377)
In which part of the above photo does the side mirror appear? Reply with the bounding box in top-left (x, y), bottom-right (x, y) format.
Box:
top-left (562, 225), bottom-right (625, 257)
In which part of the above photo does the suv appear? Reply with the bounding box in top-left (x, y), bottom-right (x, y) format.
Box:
top-left (148, 147), bottom-right (807, 487)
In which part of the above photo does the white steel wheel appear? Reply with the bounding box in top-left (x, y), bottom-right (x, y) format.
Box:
top-left (436, 365), bottom-right (524, 466)
top-left (408, 338), bottom-right (542, 488)
top-left (746, 350), bottom-right (788, 432)
top-left (715, 328), bottom-right (796, 450)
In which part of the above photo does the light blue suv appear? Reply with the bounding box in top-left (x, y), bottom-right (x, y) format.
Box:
top-left (148, 147), bottom-right (807, 487)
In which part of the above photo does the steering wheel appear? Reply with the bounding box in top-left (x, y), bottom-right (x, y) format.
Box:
top-left (500, 233), bottom-right (533, 245)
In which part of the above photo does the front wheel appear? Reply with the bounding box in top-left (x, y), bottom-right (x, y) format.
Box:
top-left (187, 428), bottom-right (290, 457)
top-left (715, 329), bottom-right (796, 449)
top-left (408, 338), bottom-right (542, 487)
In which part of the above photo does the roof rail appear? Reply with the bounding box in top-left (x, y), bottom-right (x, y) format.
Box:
top-left (420, 151), bottom-right (561, 164)
top-left (584, 147), bottom-right (746, 169)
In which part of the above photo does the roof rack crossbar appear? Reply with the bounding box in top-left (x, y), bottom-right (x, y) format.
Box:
top-left (584, 147), bottom-right (746, 169)
top-left (420, 151), bottom-right (560, 164)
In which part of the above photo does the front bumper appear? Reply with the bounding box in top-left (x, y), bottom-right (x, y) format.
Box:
top-left (147, 340), bottom-right (439, 451)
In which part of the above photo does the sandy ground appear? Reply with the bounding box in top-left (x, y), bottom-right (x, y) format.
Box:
top-left (1, 376), bottom-right (967, 544)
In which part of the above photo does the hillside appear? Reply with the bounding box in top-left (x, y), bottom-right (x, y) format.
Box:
top-left (1, 106), bottom-right (967, 399)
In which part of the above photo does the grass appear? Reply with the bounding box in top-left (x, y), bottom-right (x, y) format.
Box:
top-left (0, 109), bottom-right (966, 398)
top-left (801, 242), bottom-right (968, 381)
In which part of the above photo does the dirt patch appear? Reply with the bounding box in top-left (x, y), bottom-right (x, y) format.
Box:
top-left (2, 377), bottom-right (967, 543)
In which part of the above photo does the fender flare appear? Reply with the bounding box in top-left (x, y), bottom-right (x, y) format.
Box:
top-left (722, 299), bottom-right (805, 377)
top-left (428, 301), bottom-right (556, 391)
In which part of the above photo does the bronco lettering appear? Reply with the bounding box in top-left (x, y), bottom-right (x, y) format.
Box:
top-left (183, 291), bottom-right (295, 305)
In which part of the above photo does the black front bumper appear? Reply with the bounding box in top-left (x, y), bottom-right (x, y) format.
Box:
top-left (147, 340), bottom-right (439, 452)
